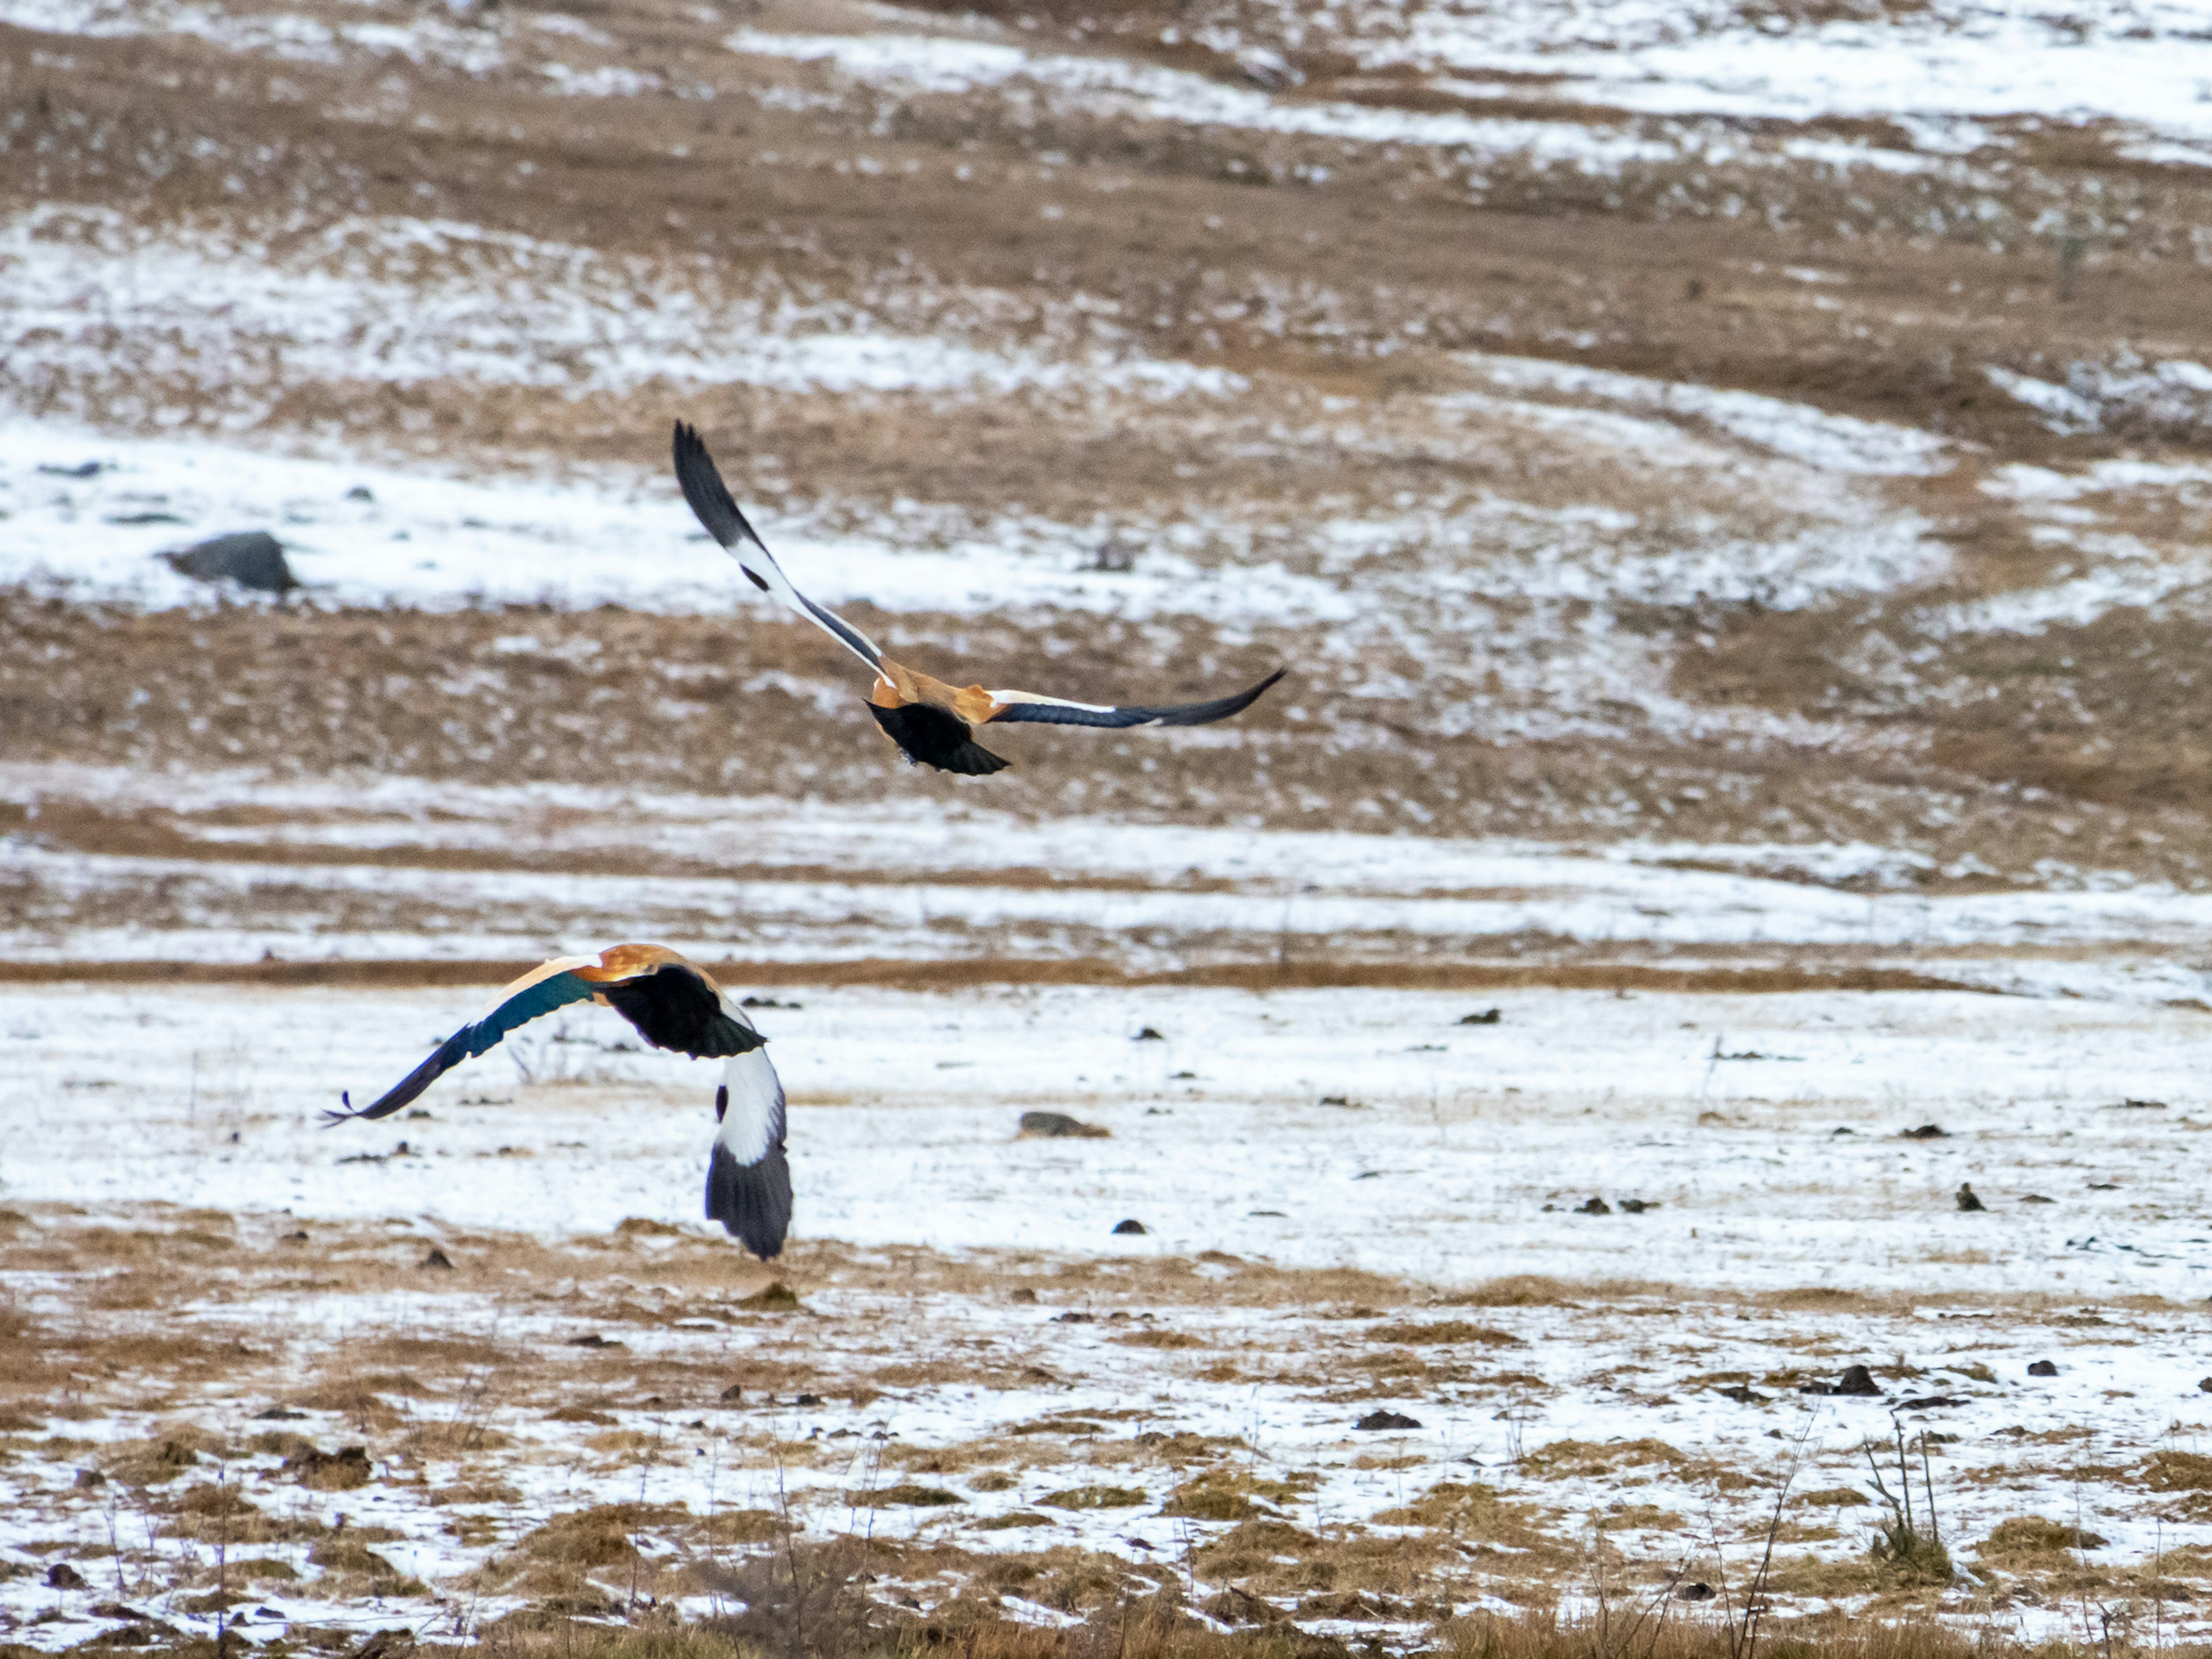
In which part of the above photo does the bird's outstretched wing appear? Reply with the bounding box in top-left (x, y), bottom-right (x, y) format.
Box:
top-left (985, 667), bottom-right (1287, 729)
top-left (672, 421), bottom-right (884, 673)
top-left (324, 956), bottom-right (603, 1124)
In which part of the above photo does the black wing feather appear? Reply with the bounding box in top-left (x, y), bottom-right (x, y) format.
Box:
top-left (673, 421), bottom-right (769, 552)
top-left (988, 667), bottom-right (1286, 730)
top-left (326, 968), bottom-right (598, 1124)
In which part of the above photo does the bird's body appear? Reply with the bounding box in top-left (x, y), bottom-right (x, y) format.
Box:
top-left (325, 944), bottom-right (793, 1259)
top-left (672, 422), bottom-right (1286, 775)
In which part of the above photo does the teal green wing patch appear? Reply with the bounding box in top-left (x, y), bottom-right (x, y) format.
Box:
top-left (465, 970), bottom-right (599, 1058)
top-left (329, 970), bottom-right (597, 1124)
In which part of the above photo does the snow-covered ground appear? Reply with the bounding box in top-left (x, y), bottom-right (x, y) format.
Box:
top-left (6, 980), bottom-right (2210, 1296)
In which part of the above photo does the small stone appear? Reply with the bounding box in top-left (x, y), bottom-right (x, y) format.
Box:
top-left (345, 485), bottom-right (375, 502)
top-left (1111, 1218), bottom-right (1148, 1235)
top-left (46, 1563), bottom-right (86, 1589)
top-left (252, 1407), bottom-right (306, 1422)
top-left (1676, 1582), bottom-right (1714, 1602)
top-left (794, 1393), bottom-right (823, 1407)
top-left (1052, 1311), bottom-right (1095, 1324)
top-left (1575, 1196), bottom-right (1612, 1215)
top-left (1901, 1123), bottom-right (1949, 1140)
top-left (420, 1248), bottom-right (454, 1270)
top-left (1618, 1198), bottom-right (1658, 1214)
top-left (567, 1334), bottom-right (624, 1349)
top-left (1133, 1027), bottom-right (1165, 1041)
top-left (1457, 1009), bottom-right (1502, 1026)
top-left (1010, 1287), bottom-right (1038, 1304)
top-left (2028, 1359), bottom-right (2059, 1377)
top-left (1353, 1408), bottom-right (1422, 1431)
top-left (1956, 1183), bottom-right (1986, 1213)
top-left (719, 1383), bottom-right (744, 1403)
top-left (1717, 1385), bottom-right (1767, 1404)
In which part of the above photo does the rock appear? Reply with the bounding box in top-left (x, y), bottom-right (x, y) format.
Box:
top-left (282, 1445), bottom-right (372, 1491)
top-left (421, 1248), bottom-right (453, 1270)
top-left (567, 1333), bottom-right (624, 1348)
top-left (40, 460), bottom-right (103, 478)
top-left (1133, 1027), bottom-right (1165, 1041)
top-left (345, 485), bottom-right (375, 502)
top-left (1052, 1311), bottom-right (1095, 1323)
top-left (46, 1563), bottom-right (86, 1589)
top-left (719, 1382), bottom-right (744, 1402)
top-left (252, 1407), bottom-right (306, 1421)
top-left (161, 531), bottom-right (299, 594)
top-left (73, 1468), bottom-right (107, 1489)
top-left (1618, 1198), bottom-right (1658, 1214)
top-left (1018, 1111), bottom-right (1110, 1139)
top-left (1009, 1287), bottom-right (1038, 1304)
top-left (2021, 1194), bottom-right (2055, 1204)
top-left (1717, 1385), bottom-right (1768, 1404)
top-left (1902, 1123), bottom-right (1949, 1139)
top-left (1111, 1218), bottom-right (1148, 1235)
top-left (1353, 1408), bottom-right (1422, 1431)
top-left (2028, 1359), bottom-right (2058, 1377)
top-left (1676, 1582), bottom-right (1714, 1602)
top-left (1804, 1364), bottom-right (1883, 1397)
top-left (1458, 1009), bottom-right (1502, 1025)
top-left (794, 1393), bottom-right (823, 1406)
top-left (1896, 1394), bottom-right (1966, 1411)
top-left (1575, 1196), bottom-right (1612, 1215)
top-left (1956, 1183), bottom-right (1986, 1213)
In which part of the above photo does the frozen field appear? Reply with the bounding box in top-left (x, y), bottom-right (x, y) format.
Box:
top-left (7, 979), bottom-right (2212, 1652)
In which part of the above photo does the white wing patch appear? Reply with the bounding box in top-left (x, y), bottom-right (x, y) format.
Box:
top-left (715, 1048), bottom-right (786, 1166)
top-left (987, 689), bottom-right (1118, 713)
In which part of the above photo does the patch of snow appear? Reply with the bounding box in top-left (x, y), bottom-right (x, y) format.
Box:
top-left (0, 419), bottom-right (1349, 624)
top-left (0, 207), bottom-right (1245, 412)
top-left (1464, 351), bottom-right (1951, 476)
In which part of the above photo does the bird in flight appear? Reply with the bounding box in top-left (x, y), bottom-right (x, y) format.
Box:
top-left (673, 422), bottom-right (1287, 775)
top-left (325, 945), bottom-right (792, 1260)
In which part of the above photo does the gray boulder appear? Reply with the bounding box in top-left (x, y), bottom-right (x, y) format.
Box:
top-left (163, 531), bottom-right (298, 595)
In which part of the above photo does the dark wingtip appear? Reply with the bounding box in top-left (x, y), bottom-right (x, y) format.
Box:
top-left (706, 1141), bottom-right (793, 1261)
top-left (319, 1092), bottom-right (358, 1129)
top-left (942, 741), bottom-right (1012, 777)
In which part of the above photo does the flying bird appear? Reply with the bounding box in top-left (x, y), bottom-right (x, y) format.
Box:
top-left (324, 945), bottom-right (792, 1259)
top-left (672, 421), bottom-right (1286, 775)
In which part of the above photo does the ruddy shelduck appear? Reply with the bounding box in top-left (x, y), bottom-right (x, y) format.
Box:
top-left (325, 945), bottom-right (791, 1259)
top-left (673, 422), bottom-right (1286, 775)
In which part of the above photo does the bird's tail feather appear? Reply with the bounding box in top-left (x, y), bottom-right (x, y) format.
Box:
top-left (706, 1139), bottom-right (793, 1260)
